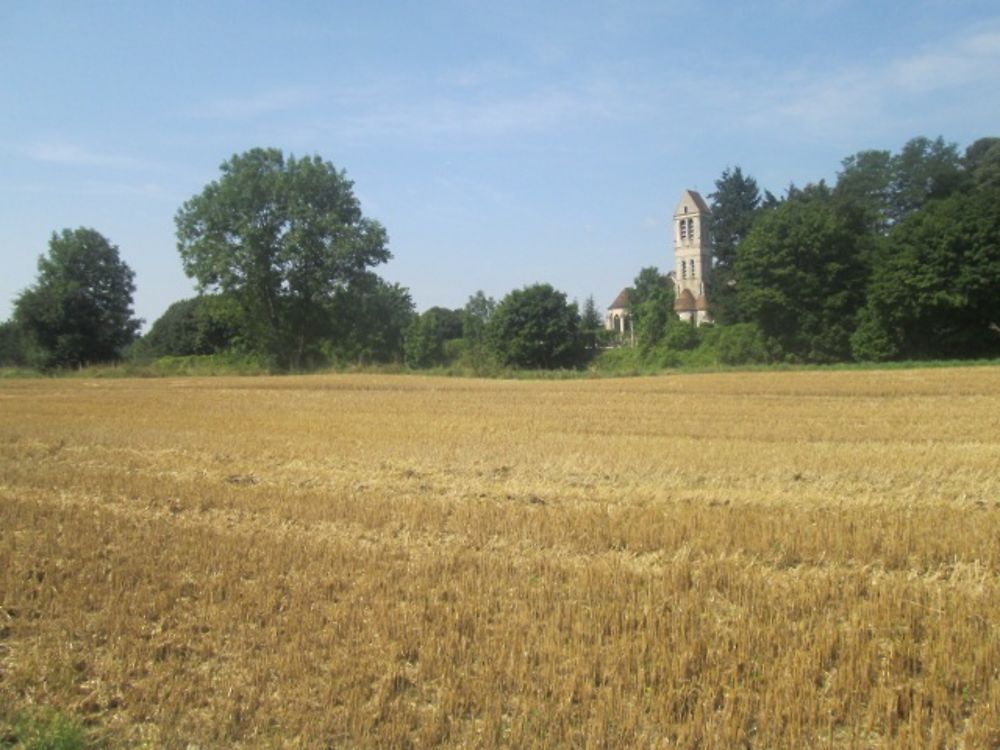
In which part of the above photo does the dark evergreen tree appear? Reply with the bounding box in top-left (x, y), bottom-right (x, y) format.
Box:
top-left (707, 166), bottom-right (762, 324)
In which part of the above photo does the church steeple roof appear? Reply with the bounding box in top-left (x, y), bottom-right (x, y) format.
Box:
top-left (674, 189), bottom-right (710, 216)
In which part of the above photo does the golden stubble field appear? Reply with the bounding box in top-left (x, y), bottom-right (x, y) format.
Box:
top-left (1, 368), bottom-right (999, 748)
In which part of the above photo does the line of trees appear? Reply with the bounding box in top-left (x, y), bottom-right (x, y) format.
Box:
top-left (703, 135), bottom-right (1000, 363)
top-left (2, 136), bottom-right (997, 372)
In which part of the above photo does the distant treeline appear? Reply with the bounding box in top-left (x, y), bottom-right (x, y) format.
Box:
top-left (2, 137), bottom-right (998, 373)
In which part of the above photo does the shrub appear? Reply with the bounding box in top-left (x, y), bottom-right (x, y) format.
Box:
top-left (716, 323), bottom-right (780, 365)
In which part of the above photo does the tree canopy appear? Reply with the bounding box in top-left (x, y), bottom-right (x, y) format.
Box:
top-left (14, 228), bottom-right (140, 368)
top-left (852, 188), bottom-right (1000, 360)
top-left (707, 167), bottom-right (763, 325)
top-left (136, 295), bottom-right (242, 359)
top-left (175, 148), bottom-right (391, 367)
top-left (487, 284), bottom-right (583, 369)
top-left (736, 185), bottom-right (868, 362)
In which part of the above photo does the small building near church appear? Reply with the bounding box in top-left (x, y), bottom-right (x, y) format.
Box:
top-left (605, 273), bottom-right (675, 334)
top-left (606, 287), bottom-right (632, 335)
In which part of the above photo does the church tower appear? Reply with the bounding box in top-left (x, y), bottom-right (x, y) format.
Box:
top-left (672, 190), bottom-right (712, 325)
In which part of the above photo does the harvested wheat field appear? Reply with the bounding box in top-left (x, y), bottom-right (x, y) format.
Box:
top-left (1, 368), bottom-right (999, 748)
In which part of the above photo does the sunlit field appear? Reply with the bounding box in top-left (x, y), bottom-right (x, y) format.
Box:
top-left (2, 369), bottom-right (999, 748)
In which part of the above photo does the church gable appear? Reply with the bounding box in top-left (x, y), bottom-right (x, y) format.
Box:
top-left (674, 189), bottom-right (710, 217)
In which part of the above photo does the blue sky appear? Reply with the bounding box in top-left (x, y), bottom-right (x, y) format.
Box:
top-left (2, 1), bottom-right (999, 327)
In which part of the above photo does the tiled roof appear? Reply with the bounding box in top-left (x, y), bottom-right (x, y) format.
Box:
top-left (608, 288), bottom-right (631, 309)
top-left (685, 190), bottom-right (710, 213)
top-left (674, 289), bottom-right (697, 312)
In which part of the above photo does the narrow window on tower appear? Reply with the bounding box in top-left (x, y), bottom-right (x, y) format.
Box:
top-left (679, 220), bottom-right (687, 241)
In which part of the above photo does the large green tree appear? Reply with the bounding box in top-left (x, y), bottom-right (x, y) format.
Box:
top-left (963, 137), bottom-right (1000, 192)
top-left (626, 267), bottom-right (670, 327)
top-left (707, 166), bottom-right (764, 324)
top-left (461, 291), bottom-right (496, 344)
top-left (736, 184), bottom-right (868, 361)
top-left (487, 284), bottom-right (583, 369)
top-left (629, 270), bottom-right (676, 354)
top-left (834, 149), bottom-right (894, 235)
top-left (890, 136), bottom-right (963, 223)
top-left (835, 136), bottom-right (963, 234)
top-left (851, 188), bottom-right (1000, 361)
top-left (460, 290), bottom-right (497, 367)
top-left (14, 228), bottom-right (140, 368)
top-left (175, 148), bottom-right (390, 367)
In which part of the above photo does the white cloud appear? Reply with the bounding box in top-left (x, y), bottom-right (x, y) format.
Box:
top-left (888, 29), bottom-right (1000, 93)
top-left (24, 141), bottom-right (147, 169)
top-left (197, 87), bottom-right (319, 118)
top-left (347, 88), bottom-right (609, 140)
top-left (732, 22), bottom-right (1000, 138)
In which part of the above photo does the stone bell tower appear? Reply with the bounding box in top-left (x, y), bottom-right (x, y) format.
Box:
top-left (672, 190), bottom-right (712, 325)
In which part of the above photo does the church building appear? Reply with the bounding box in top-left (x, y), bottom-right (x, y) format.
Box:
top-left (605, 189), bottom-right (713, 333)
top-left (672, 189), bottom-right (712, 326)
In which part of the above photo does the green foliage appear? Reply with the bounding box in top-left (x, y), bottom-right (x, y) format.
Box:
top-left (620, 267), bottom-right (676, 355)
top-left (890, 136), bottom-right (964, 222)
top-left (708, 166), bottom-right (762, 270)
top-left (662, 318), bottom-right (699, 351)
top-left (849, 306), bottom-right (899, 362)
top-left (0, 320), bottom-right (34, 367)
top-left (707, 166), bottom-right (764, 325)
top-left (135, 295), bottom-right (242, 359)
top-left (404, 310), bottom-right (446, 368)
top-left (626, 267), bottom-right (668, 327)
top-left (715, 322), bottom-right (780, 365)
top-left (580, 294), bottom-right (604, 350)
top-left (736, 184), bottom-right (868, 362)
top-left (834, 149), bottom-right (894, 235)
top-left (963, 137), bottom-right (1000, 192)
top-left (460, 291), bottom-right (497, 369)
top-left (487, 284), bottom-right (583, 369)
top-left (590, 344), bottom-right (644, 374)
top-left (14, 228), bottom-right (140, 368)
top-left (325, 275), bottom-right (413, 364)
top-left (3, 708), bottom-right (89, 750)
top-left (835, 136), bottom-right (963, 233)
top-left (175, 148), bottom-right (391, 368)
top-left (424, 307), bottom-right (463, 341)
top-left (853, 187), bottom-right (1000, 360)
top-left (461, 291), bottom-right (496, 342)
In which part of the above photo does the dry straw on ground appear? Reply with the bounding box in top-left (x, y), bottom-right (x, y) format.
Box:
top-left (1, 368), bottom-right (999, 748)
